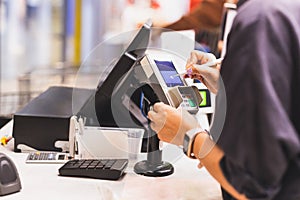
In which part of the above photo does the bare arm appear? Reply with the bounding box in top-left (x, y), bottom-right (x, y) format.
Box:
top-left (148, 103), bottom-right (247, 199)
top-left (193, 132), bottom-right (248, 200)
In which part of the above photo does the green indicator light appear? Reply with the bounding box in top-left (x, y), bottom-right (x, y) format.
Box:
top-left (188, 99), bottom-right (196, 107)
top-left (199, 91), bottom-right (207, 107)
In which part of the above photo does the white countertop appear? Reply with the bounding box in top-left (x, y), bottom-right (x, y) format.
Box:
top-left (0, 121), bottom-right (222, 200)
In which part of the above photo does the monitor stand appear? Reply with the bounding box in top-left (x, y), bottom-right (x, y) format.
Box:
top-left (134, 128), bottom-right (174, 177)
top-left (120, 83), bottom-right (174, 177)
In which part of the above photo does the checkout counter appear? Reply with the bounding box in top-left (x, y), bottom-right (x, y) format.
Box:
top-left (0, 120), bottom-right (222, 200)
top-left (0, 21), bottom-right (222, 199)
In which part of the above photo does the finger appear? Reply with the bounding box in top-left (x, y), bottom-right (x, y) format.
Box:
top-left (189, 74), bottom-right (201, 80)
top-left (197, 52), bottom-right (216, 65)
top-left (149, 121), bottom-right (157, 131)
top-left (207, 53), bottom-right (216, 61)
top-left (187, 50), bottom-right (213, 72)
top-left (183, 74), bottom-right (190, 79)
top-left (192, 63), bottom-right (210, 75)
top-left (188, 50), bottom-right (204, 65)
top-left (198, 76), bottom-right (205, 83)
top-left (186, 57), bottom-right (192, 66)
top-left (191, 50), bottom-right (206, 59)
top-left (150, 120), bottom-right (164, 134)
top-left (188, 51), bottom-right (199, 65)
top-left (153, 102), bottom-right (165, 112)
top-left (200, 57), bottom-right (209, 65)
top-left (147, 110), bottom-right (158, 121)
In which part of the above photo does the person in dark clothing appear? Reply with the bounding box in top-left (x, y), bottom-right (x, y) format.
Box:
top-left (163, 0), bottom-right (225, 33)
top-left (154, 0), bottom-right (227, 55)
top-left (148, 0), bottom-right (300, 199)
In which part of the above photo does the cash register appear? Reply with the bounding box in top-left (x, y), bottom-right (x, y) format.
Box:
top-left (87, 20), bottom-right (204, 177)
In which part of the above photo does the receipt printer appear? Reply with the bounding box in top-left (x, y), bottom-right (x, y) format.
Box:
top-left (13, 86), bottom-right (93, 152)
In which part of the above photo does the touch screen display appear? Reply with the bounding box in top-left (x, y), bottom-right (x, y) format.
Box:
top-left (154, 60), bottom-right (184, 87)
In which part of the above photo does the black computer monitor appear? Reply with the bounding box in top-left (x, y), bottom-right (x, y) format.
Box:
top-left (93, 22), bottom-right (174, 176)
top-left (94, 21), bottom-right (152, 128)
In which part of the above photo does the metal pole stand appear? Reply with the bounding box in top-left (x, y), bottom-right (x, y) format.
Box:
top-left (134, 128), bottom-right (174, 177)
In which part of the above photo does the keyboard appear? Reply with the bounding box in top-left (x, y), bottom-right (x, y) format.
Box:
top-left (58, 159), bottom-right (128, 180)
top-left (26, 152), bottom-right (69, 164)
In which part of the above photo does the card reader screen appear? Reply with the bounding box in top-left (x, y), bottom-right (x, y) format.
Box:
top-left (199, 89), bottom-right (211, 107)
top-left (154, 60), bottom-right (184, 87)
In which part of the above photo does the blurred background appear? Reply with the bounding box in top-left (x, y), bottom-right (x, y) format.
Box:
top-left (0, 0), bottom-right (200, 125)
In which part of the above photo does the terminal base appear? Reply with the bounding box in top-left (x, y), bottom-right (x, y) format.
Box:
top-left (134, 160), bottom-right (174, 177)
